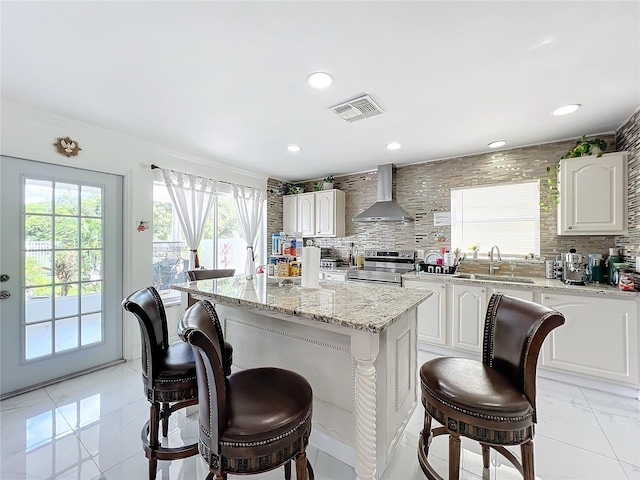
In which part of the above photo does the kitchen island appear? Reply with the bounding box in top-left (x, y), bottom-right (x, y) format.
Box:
top-left (172, 275), bottom-right (431, 480)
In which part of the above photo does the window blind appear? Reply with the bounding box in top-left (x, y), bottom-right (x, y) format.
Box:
top-left (451, 181), bottom-right (540, 256)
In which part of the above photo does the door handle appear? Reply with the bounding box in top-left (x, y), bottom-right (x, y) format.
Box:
top-left (0, 274), bottom-right (8, 282)
top-left (0, 290), bottom-right (10, 300)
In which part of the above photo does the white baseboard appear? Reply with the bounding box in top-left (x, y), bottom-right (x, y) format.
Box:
top-left (309, 429), bottom-right (355, 468)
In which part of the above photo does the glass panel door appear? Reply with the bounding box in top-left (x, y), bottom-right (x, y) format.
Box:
top-left (1, 157), bottom-right (123, 396)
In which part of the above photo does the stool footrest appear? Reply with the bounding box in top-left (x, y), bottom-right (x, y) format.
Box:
top-left (417, 425), bottom-right (526, 480)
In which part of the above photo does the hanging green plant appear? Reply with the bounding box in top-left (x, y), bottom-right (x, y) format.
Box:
top-left (560, 135), bottom-right (608, 159)
top-left (540, 164), bottom-right (560, 211)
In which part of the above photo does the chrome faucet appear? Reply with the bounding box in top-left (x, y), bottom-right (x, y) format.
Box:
top-left (489, 245), bottom-right (502, 275)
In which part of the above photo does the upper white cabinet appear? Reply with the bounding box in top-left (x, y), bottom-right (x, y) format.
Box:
top-left (282, 195), bottom-right (298, 235)
top-left (297, 192), bottom-right (316, 236)
top-left (404, 280), bottom-right (447, 346)
top-left (557, 151), bottom-right (628, 235)
top-left (282, 190), bottom-right (345, 237)
top-left (540, 292), bottom-right (639, 386)
top-left (315, 190), bottom-right (345, 237)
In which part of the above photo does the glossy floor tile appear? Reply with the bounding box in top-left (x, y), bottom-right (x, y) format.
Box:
top-left (1, 351), bottom-right (638, 480)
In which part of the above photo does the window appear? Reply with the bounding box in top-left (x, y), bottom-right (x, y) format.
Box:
top-left (450, 181), bottom-right (540, 257)
top-left (152, 181), bottom-right (246, 303)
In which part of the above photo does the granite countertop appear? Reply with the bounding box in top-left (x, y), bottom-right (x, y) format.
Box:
top-left (402, 271), bottom-right (639, 298)
top-left (172, 275), bottom-right (431, 333)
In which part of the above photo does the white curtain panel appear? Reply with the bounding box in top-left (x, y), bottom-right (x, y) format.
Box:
top-left (232, 185), bottom-right (266, 278)
top-left (161, 168), bottom-right (218, 269)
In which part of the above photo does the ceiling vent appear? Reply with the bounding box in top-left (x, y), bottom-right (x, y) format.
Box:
top-left (329, 94), bottom-right (384, 122)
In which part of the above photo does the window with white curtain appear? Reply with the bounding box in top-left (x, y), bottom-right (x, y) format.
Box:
top-left (450, 181), bottom-right (540, 257)
top-left (152, 181), bottom-right (247, 303)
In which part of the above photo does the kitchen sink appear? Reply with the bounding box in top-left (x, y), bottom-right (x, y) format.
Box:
top-left (453, 274), bottom-right (536, 284)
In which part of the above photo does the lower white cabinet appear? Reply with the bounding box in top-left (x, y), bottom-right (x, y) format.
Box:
top-left (404, 280), bottom-right (447, 346)
top-left (404, 277), bottom-right (640, 389)
top-left (450, 284), bottom-right (487, 354)
top-left (488, 286), bottom-right (534, 302)
top-left (540, 293), bottom-right (639, 386)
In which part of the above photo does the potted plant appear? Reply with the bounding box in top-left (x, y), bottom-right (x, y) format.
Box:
top-left (561, 135), bottom-right (608, 159)
top-left (322, 174), bottom-right (335, 190)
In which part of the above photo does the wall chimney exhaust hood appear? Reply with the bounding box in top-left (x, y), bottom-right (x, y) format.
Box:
top-left (353, 164), bottom-right (414, 222)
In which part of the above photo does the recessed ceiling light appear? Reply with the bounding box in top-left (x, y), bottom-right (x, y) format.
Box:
top-left (287, 145), bottom-right (301, 152)
top-left (306, 72), bottom-right (334, 89)
top-left (386, 142), bottom-right (402, 150)
top-left (552, 104), bottom-right (581, 116)
top-left (488, 140), bottom-right (506, 148)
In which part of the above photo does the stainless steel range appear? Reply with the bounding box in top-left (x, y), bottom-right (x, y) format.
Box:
top-left (347, 250), bottom-right (415, 286)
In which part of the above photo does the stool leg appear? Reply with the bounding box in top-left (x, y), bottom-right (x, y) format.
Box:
top-left (422, 411), bottom-right (433, 450)
top-left (449, 434), bottom-right (461, 480)
top-left (481, 443), bottom-right (490, 469)
top-left (521, 440), bottom-right (535, 480)
top-left (148, 402), bottom-right (160, 480)
top-left (161, 402), bottom-right (169, 437)
top-left (295, 448), bottom-right (308, 480)
top-left (284, 460), bottom-right (291, 480)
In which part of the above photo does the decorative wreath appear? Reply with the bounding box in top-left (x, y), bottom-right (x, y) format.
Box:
top-left (54, 137), bottom-right (82, 157)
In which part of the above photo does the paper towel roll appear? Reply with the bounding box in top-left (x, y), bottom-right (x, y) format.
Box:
top-left (302, 246), bottom-right (321, 289)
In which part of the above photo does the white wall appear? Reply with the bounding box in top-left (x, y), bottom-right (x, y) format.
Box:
top-left (0, 101), bottom-right (267, 360)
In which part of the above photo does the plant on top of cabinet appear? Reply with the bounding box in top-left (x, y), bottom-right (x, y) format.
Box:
top-left (323, 174), bottom-right (335, 190)
top-left (277, 183), bottom-right (304, 195)
top-left (561, 135), bottom-right (608, 159)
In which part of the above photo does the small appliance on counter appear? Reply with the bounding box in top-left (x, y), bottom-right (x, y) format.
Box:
top-left (553, 255), bottom-right (564, 280)
top-left (606, 247), bottom-right (621, 285)
top-left (563, 248), bottom-right (587, 285)
top-left (320, 258), bottom-right (341, 269)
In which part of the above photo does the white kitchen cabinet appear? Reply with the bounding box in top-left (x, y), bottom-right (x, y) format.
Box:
top-left (488, 286), bottom-right (534, 302)
top-left (315, 190), bottom-right (345, 237)
top-left (540, 292), bottom-right (639, 386)
top-left (450, 284), bottom-right (487, 355)
top-left (404, 280), bottom-right (447, 346)
top-left (297, 192), bottom-right (316, 236)
top-left (283, 190), bottom-right (345, 238)
top-left (557, 151), bottom-right (628, 235)
top-left (282, 195), bottom-right (298, 236)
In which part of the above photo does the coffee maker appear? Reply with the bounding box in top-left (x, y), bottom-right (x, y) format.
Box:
top-left (563, 249), bottom-right (587, 285)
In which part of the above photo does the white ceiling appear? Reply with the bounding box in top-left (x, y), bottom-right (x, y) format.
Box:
top-left (2, 1), bottom-right (639, 182)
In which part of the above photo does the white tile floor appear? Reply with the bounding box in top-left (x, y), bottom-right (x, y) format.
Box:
top-left (1, 350), bottom-right (639, 480)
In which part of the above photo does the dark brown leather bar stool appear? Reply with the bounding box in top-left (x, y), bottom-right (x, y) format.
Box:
top-left (418, 293), bottom-right (565, 480)
top-left (122, 286), bottom-right (234, 479)
top-left (178, 300), bottom-right (314, 480)
top-left (186, 268), bottom-right (235, 281)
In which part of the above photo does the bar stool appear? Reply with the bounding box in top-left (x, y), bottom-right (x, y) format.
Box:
top-left (186, 268), bottom-right (235, 281)
top-left (122, 286), bottom-right (233, 479)
top-left (418, 293), bottom-right (565, 480)
top-left (178, 300), bottom-right (314, 480)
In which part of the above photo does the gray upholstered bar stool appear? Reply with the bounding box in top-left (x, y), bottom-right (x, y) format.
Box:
top-left (122, 286), bottom-right (234, 479)
top-left (418, 293), bottom-right (565, 480)
top-left (178, 300), bottom-right (314, 480)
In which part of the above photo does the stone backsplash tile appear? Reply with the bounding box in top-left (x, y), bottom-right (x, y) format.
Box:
top-left (615, 107), bottom-right (640, 261)
top-left (267, 112), bottom-right (639, 267)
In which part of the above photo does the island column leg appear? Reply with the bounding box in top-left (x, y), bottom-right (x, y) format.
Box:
top-left (351, 329), bottom-right (380, 480)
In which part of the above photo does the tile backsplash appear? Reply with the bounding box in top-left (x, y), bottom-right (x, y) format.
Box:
top-left (267, 108), bottom-right (640, 268)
